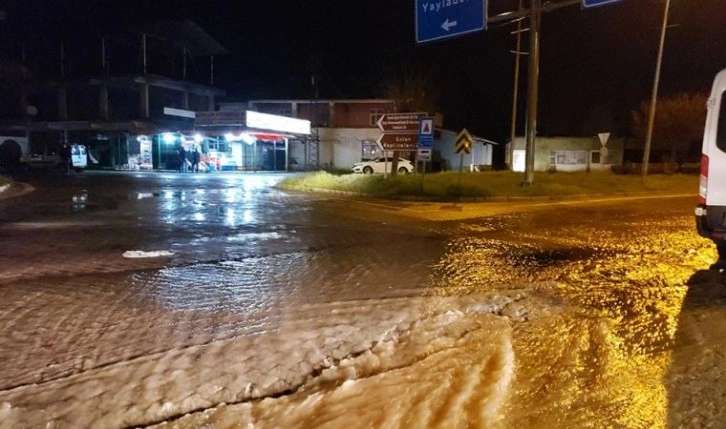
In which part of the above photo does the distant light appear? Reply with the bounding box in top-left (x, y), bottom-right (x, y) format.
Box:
top-left (136, 135), bottom-right (151, 143)
top-left (225, 133), bottom-right (248, 142)
top-left (194, 134), bottom-right (204, 143)
top-left (163, 133), bottom-right (176, 144)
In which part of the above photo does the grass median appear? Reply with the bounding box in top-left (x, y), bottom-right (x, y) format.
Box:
top-left (278, 170), bottom-right (698, 201)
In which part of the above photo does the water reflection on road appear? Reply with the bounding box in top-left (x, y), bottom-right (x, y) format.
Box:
top-left (157, 193), bottom-right (721, 428)
top-left (0, 173), bottom-right (722, 428)
top-left (426, 200), bottom-right (713, 428)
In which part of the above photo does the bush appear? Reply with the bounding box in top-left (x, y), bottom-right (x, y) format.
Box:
top-left (612, 162), bottom-right (685, 175)
top-left (322, 167), bottom-right (354, 176)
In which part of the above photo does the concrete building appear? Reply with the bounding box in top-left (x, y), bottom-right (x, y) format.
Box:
top-left (227, 99), bottom-right (497, 172)
top-left (0, 21), bottom-right (226, 171)
top-left (508, 136), bottom-right (624, 172)
top-left (435, 129), bottom-right (497, 172)
top-left (232, 99), bottom-right (400, 170)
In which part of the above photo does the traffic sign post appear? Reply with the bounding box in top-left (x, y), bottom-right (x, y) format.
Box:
top-left (416, 148), bottom-right (432, 191)
top-left (418, 117), bottom-right (434, 148)
top-left (455, 128), bottom-right (473, 155)
top-left (582, 0), bottom-right (624, 7)
top-left (416, 148), bottom-right (432, 162)
top-left (416, 0), bottom-right (487, 43)
top-left (454, 128), bottom-right (473, 192)
top-left (376, 133), bottom-right (418, 151)
top-left (377, 113), bottom-right (422, 133)
top-left (377, 112), bottom-right (427, 151)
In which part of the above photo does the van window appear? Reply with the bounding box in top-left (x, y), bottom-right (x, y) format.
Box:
top-left (717, 91), bottom-right (726, 152)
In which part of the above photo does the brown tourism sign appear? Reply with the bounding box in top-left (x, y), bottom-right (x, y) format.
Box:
top-left (376, 112), bottom-right (427, 151)
top-left (376, 133), bottom-right (418, 151)
top-left (376, 113), bottom-right (424, 133)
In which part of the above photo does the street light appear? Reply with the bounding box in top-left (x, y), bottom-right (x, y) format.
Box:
top-left (162, 133), bottom-right (177, 145)
top-left (642, 0), bottom-right (672, 178)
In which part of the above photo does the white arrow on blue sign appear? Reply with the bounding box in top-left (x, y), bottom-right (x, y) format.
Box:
top-left (416, 0), bottom-right (487, 43)
top-left (582, 0), bottom-right (624, 8)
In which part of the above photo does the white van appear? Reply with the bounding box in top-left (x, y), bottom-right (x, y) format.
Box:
top-left (696, 68), bottom-right (726, 268)
top-left (21, 143), bottom-right (87, 172)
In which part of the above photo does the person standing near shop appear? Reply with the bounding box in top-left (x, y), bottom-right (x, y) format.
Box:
top-left (60, 143), bottom-right (72, 175)
top-left (191, 147), bottom-right (201, 173)
top-left (178, 145), bottom-right (187, 173)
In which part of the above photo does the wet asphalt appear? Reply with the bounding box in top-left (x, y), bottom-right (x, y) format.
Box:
top-left (0, 170), bottom-right (725, 428)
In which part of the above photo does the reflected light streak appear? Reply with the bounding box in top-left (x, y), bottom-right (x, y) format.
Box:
top-left (243, 209), bottom-right (254, 224)
top-left (225, 208), bottom-right (236, 227)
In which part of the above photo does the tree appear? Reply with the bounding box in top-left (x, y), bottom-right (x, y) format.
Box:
top-left (631, 92), bottom-right (708, 163)
top-left (378, 67), bottom-right (438, 176)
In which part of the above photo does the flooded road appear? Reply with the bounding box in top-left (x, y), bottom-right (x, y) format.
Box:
top-left (0, 172), bottom-right (722, 428)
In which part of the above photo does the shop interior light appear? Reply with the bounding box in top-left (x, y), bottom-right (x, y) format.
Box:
top-left (194, 134), bottom-right (204, 143)
top-left (136, 135), bottom-right (151, 143)
top-left (162, 133), bottom-right (177, 144)
top-left (241, 133), bottom-right (256, 145)
top-left (225, 133), bottom-right (248, 142)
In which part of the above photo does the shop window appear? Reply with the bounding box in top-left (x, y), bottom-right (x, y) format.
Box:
top-left (717, 91), bottom-right (726, 153)
top-left (591, 151), bottom-right (601, 164)
top-left (207, 138), bottom-right (230, 154)
top-left (369, 109), bottom-right (385, 127)
top-left (362, 140), bottom-right (383, 161)
top-left (549, 150), bottom-right (589, 165)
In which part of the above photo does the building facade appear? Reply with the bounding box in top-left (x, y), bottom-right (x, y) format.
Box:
top-left (508, 136), bottom-right (624, 172)
top-left (0, 21), bottom-right (226, 171)
top-left (233, 100), bottom-right (497, 172)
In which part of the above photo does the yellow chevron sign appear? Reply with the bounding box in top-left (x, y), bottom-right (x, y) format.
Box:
top-left (455, 128), bottom-right (473, 154)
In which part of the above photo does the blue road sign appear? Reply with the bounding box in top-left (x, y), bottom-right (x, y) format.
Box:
top-left (418, 117), bottom-right (434, 148)
top-left (416, 0), bottom-right (487, 43)
top-left (582, 0), bottom-right (624, 8)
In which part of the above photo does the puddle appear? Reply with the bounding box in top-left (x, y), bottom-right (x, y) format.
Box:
top-left (514, 247), bottom-right (598, 267)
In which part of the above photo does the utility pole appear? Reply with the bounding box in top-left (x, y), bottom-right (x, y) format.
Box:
top-left (509, 0), bottom-right (525, 169)
top-left (101, 37), bottom-right (107, 75)
top-left (522, 0), bottom-right (541, 186)
top-left (642, 0), bottom-right (671, 178)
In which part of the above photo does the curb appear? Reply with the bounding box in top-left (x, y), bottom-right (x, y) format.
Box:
top-left (298, 187), bottom-right (691, 204)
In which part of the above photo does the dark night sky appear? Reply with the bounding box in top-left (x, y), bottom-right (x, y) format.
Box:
top-left (3, 0), bottom-right (726, 141)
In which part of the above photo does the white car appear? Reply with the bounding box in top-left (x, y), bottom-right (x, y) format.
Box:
top-left (352, 157), bottom-right (414, 174)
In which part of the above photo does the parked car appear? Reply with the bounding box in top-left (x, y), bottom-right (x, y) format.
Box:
top-left (352, 157), bottom-right (414, 174)
top-left (696, 68), bottom-right (726, 269)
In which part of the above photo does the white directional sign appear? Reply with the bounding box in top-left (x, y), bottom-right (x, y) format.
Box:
top-left (417, 148), bottom-right (432, 162)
